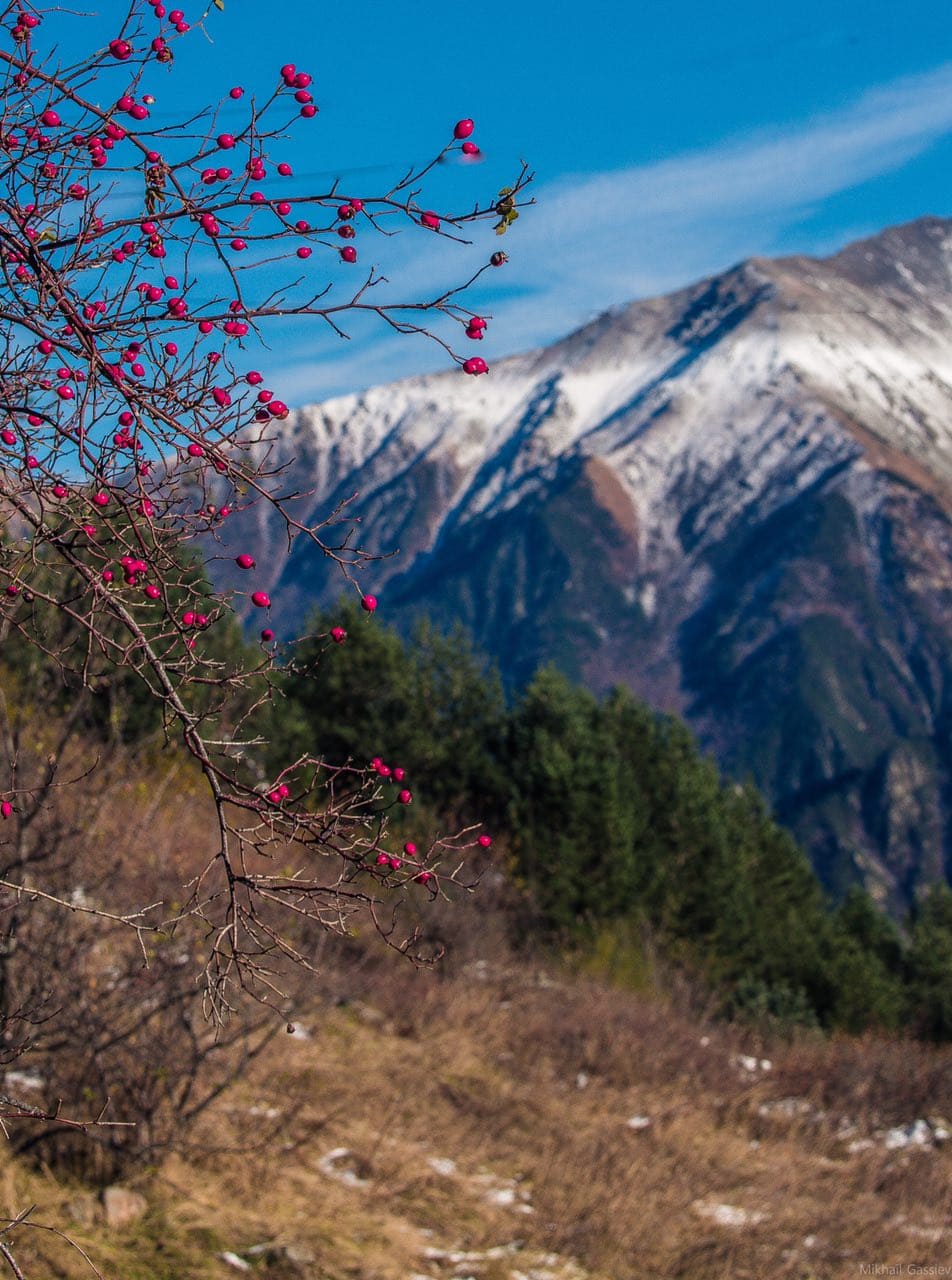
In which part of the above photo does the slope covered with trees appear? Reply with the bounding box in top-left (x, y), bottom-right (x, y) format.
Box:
top-left (268, 601), bottom-right (952, 1041)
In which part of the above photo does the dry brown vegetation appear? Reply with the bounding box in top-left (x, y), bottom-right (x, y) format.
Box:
top-left (1, 891), bottom-right (950, 1280)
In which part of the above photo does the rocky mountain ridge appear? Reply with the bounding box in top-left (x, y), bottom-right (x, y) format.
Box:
top-left (217, 215), bottom-right (952, 914)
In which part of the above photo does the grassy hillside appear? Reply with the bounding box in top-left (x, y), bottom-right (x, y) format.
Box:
top-left (1, 931), bottom-right (949, 1280)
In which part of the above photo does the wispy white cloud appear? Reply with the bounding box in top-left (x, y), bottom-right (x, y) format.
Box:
top-left (273, 62), bottom-right (952, 402)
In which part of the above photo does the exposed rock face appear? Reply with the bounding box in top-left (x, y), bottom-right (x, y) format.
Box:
top-left (215, 217), bottom-right (952, 915)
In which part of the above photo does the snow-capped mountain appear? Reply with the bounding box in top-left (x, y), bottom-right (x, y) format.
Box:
top-left (218, 216), bottom-right (952, 913)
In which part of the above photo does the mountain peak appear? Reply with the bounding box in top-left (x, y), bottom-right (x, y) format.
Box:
top-left (217, 218), bottom-right (952, 915)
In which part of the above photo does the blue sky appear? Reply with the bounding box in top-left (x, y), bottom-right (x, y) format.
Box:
top-left (81, 2), bottom-right (952, 400)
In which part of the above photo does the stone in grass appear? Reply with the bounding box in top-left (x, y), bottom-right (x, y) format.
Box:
top-left (101, 1185), bottom-right (148, 1229)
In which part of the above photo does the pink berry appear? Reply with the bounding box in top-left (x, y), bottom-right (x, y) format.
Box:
top-left (398, 790), bottom-right (412, 805)
top-left (1, 802), bottom-right (12, 819)
top-left (392, 767), bottom-right (405, 782)
top-left (229, 86), bottom-right (243, 99)
top-left (296, 246), bottom-right (311, 259)
top-left (187, 442), bottom-right (205, 457)
top-left (420, 211), bottom-right (440, 230)
top-left (477, 834), bottom-right (492, 848)
top-left (461, 141), bottom-right (480, 156)
top-left (217, 132), bottom-right (235, 149)
top-left (340, 246), bottom-right (357, 263)
top-left (453, 118), bottom-right (474, 139)
top-left (360, 594), bottom-right (377, 613)
top-left (261, 628), bottom-right (274, 642)
top-left (92, 492), bottom-right (109, 507)
top-left (251, 591), bottom-right (271, 608)
top-left (144, 584), bottom-right (161, 600)
top-left (235, 553), bottom-right (255, 569)
top-left (403, 841), bottom-right (417, 857)
top-left (277, 162), bottom-right (292, 176)
top-left (108, 38), bottom-right (132, 60)
top-left (330, 626), bottom-right (346, 644)
top-left (463, 356), bottom-right (488, 375)
top-left (245, 370), bottom-right (263, 385)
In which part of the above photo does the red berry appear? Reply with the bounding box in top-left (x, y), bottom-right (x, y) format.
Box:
top-left (340, 246), bottom-right (357, 263)
top-left (477, 834), bottom-right (492, 848)
top-left (398, 790), bottom-right (412, 805)
top-left (261, 628), bottom-right (274, 642)
top-left (360, 594), bottom-right (377, 613)
top-left (461, 141), bottom-right (480, 156)
top-left (251, 591), bottom-right (271, 608)
top-left (462, 356), bottom-right (488, 375)
top-left (217, 132), bottom-right (236, 149)
top-left (330, 626), bottom-right (346, 644)
top-left (453, 118), bottom-right (474, 139)
top-left (235, 553), bottom-right (255, 569)
top-left (229, 86), bottom-right (243, 99)
top-left (108, 38), bottom-right (132, 60)
top-left (403, 841), bottom-right (417, 856)
top-left (420, 211), bottom-right (440, 230)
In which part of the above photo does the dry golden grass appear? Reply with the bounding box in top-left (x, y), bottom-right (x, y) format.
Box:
top-left (0, 928), bottom-right (949, 1280)
top-left (0, 744), bottom-right (948, 1279)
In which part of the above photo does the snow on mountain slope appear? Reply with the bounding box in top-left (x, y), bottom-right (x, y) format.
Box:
top-left (216, 216), bottom-right (952, 914)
